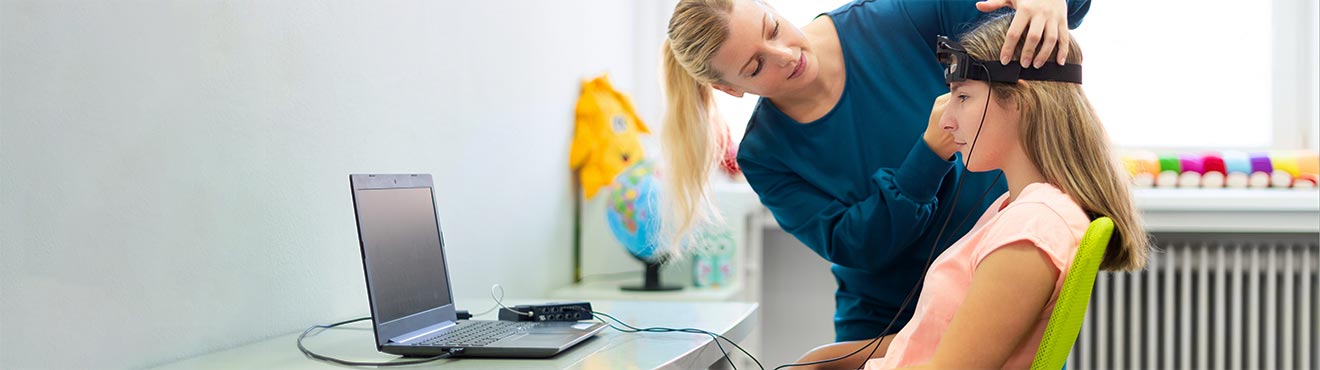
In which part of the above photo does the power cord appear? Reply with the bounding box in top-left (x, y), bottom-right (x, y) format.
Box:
top-left (775, 63), bottom-right (1003, 370)
top-left (294, 284), bottom-right (530, 364)
top-left (469, 283), bottom-right (534, 318)
top-left (296, 316), bottom-right (463, 367)
top-left (570, 307), bottom-right (765, 370)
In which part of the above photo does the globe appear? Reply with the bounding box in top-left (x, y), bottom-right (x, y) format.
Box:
top-left (604, 159), bottom-right (681, 291)
top-left (605, 159), bottom-right (663, 262)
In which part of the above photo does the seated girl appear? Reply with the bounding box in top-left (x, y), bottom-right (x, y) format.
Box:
top-left (795, 13), bottom-right (1151, 370)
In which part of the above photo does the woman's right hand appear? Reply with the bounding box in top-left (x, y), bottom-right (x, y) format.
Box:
top-left (976, 0), bottom-right (1072, 67)
top-left (923, 93), bottom-right (957, 160)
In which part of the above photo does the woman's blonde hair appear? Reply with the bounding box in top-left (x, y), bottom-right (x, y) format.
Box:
top-left (658, 0), bottom-right (735, 255)
top-left (960, 14), bottom-right (1150, 271)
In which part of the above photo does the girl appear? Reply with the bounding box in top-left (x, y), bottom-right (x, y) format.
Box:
top-left (796, 14), bottom-right (1151, 369)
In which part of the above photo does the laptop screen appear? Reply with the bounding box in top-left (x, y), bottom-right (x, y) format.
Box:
top-left (353, 186), bottom-right (453, 324)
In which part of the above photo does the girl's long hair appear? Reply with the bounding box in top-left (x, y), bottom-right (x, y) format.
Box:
top-left (961, 14), bottom-right (1150, 271)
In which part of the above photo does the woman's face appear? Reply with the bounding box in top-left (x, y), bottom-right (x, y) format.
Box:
top-left (707, 0), bottom-right (816, 98)
top-left (941, 80), bottom-right (1022, 172)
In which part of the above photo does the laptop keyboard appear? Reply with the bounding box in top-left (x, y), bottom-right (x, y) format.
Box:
top-left (416, 320), bottom-right (540, 347)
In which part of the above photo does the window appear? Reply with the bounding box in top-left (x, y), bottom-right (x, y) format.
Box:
top-left (1070, 0), bottom-right (1305, 150)
top-left (1311, 0), bottom-right (1320, 150)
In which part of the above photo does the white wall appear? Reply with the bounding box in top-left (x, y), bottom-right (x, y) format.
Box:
top-left (0, 1), bottom-right (638, 368)
top-left (760, 228), bottom-right (838, 367)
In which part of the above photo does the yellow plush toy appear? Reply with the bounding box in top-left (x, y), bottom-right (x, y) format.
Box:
top-left (570, 75), bottom-right (651, 198)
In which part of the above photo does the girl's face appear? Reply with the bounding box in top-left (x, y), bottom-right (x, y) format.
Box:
top-left (941, 80), bottom-right (1022, 172)
top-left (707, 0), bottom-right (816, 98)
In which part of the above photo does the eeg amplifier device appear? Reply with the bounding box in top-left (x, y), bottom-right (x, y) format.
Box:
top-left (498, 301), bottom-right (594, 322)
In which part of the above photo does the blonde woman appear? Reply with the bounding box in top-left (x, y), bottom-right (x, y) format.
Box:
top-left (792, 14), bottom-right (1151, 369)
top-left (660, 0), bottom-right (1090, 344)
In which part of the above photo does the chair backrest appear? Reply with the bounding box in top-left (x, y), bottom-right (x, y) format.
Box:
top-left (1030, 217), bottom-right (1114, 370)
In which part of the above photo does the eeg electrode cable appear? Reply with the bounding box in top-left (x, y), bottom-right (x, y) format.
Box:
top-left (774, 60), bottom-right (1003, 370)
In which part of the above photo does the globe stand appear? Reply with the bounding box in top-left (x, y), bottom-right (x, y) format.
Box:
top-left (621, 261), bottom-right (681, 291)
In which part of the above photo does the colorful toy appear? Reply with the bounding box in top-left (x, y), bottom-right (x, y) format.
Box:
top-left (1300, 151), bottom-right (1320, 174)
top-left (1157, 153), bottom-right (1181, 188)
top-left (570, 75), bottom-right (651, 198)
top-left (1295, 174), bottom-right (1318, 190)
top-left (1118, 149), bottom-right (1319, 190)
top-left (692, 225), bottom-right (736, 288)
top-left (1200, 153), bottom-right (1226, 188)
top-left (1222, 151), bottom-right (1251, 188)
top-left (1177, 153), bottom-right (1203, 188)
top-left (1122, 151), bottom-right (1159, 188)
top-left (1248, 152), bottom-right (1273, 188)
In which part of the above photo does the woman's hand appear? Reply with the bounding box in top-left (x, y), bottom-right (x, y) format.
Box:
top-left (924, 93), bottom-right (957, 161)
top-left (976, 0), bottom-right (1071, 68)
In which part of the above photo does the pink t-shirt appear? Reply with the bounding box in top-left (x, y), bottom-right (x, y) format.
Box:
top-left (867, 182), bottom-right (1090, 369)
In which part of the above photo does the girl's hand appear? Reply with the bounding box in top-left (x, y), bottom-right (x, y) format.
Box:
top-left (976, 0), bottom-right (1071, 68)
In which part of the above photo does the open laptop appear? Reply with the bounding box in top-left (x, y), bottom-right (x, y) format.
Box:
top-left (348, 173), bottom-right (606, 358)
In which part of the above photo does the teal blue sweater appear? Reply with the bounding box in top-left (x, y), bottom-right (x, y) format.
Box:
top-left (736, 0), bottom-right (1090, 341)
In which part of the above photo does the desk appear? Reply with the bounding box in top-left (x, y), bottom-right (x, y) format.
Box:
top-left (152, 300), bottom-right (759, 370)
top-left (551, 279), bottom-right (745, 302)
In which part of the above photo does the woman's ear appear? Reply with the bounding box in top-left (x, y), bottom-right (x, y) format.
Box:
top-left (711, 83), bottom-right (745, 98)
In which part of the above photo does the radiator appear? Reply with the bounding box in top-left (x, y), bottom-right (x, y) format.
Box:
top-left (1070, 233), bottom-right (1320, 370)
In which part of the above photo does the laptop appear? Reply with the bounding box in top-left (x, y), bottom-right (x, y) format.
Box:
top-left (348, 173), bottom-right (606, 358)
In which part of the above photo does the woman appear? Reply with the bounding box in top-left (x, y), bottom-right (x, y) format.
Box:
top-left (797, 14), bottom-right (1151, 369)
top-left (659, 0), bottom-right (1091, 345)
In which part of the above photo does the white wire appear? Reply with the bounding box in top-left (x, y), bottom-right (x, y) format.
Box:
top-left (470, 283), bottom-right (532, 317)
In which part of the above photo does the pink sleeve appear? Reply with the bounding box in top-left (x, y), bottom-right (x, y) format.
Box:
top-left (969, 202), bottom-right (1078, 274)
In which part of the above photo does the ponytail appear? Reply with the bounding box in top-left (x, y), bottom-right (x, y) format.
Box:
top-left (657, 0), bottom-right (734, 257)
top-left (659, 41), bottom-right (724, 256)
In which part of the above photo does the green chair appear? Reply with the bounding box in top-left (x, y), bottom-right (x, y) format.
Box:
top-left (1030, 216), bottom-right (1114, 370)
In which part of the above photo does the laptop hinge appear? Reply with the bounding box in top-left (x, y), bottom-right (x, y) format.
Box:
top-left (388, 321), bottom-right (456, 345)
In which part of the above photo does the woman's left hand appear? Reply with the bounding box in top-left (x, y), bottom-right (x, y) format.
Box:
top-left (975, 0), bottom-right (1070, 68)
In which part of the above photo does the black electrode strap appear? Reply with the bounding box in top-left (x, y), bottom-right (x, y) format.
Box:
top-left (937, 34), bottom-right (1083, 85)
top-left (968, 62), bottom-right (1083, 84)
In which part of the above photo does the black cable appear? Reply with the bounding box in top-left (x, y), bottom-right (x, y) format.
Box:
top-left (851, 64), bottom-right (1002, 369)
top-left (770, 173), bottom-right (1000, 370)
top-left (576, 307), bottom-right (765, 370)
top-left (592, 310), bottom-right (735, 369)
top-left (775, 64), bottom-right (1003, 370)
top-left (296, 317), bottom-right (462, 367)
top-left (851, 64), bottom-right (1002, 370)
